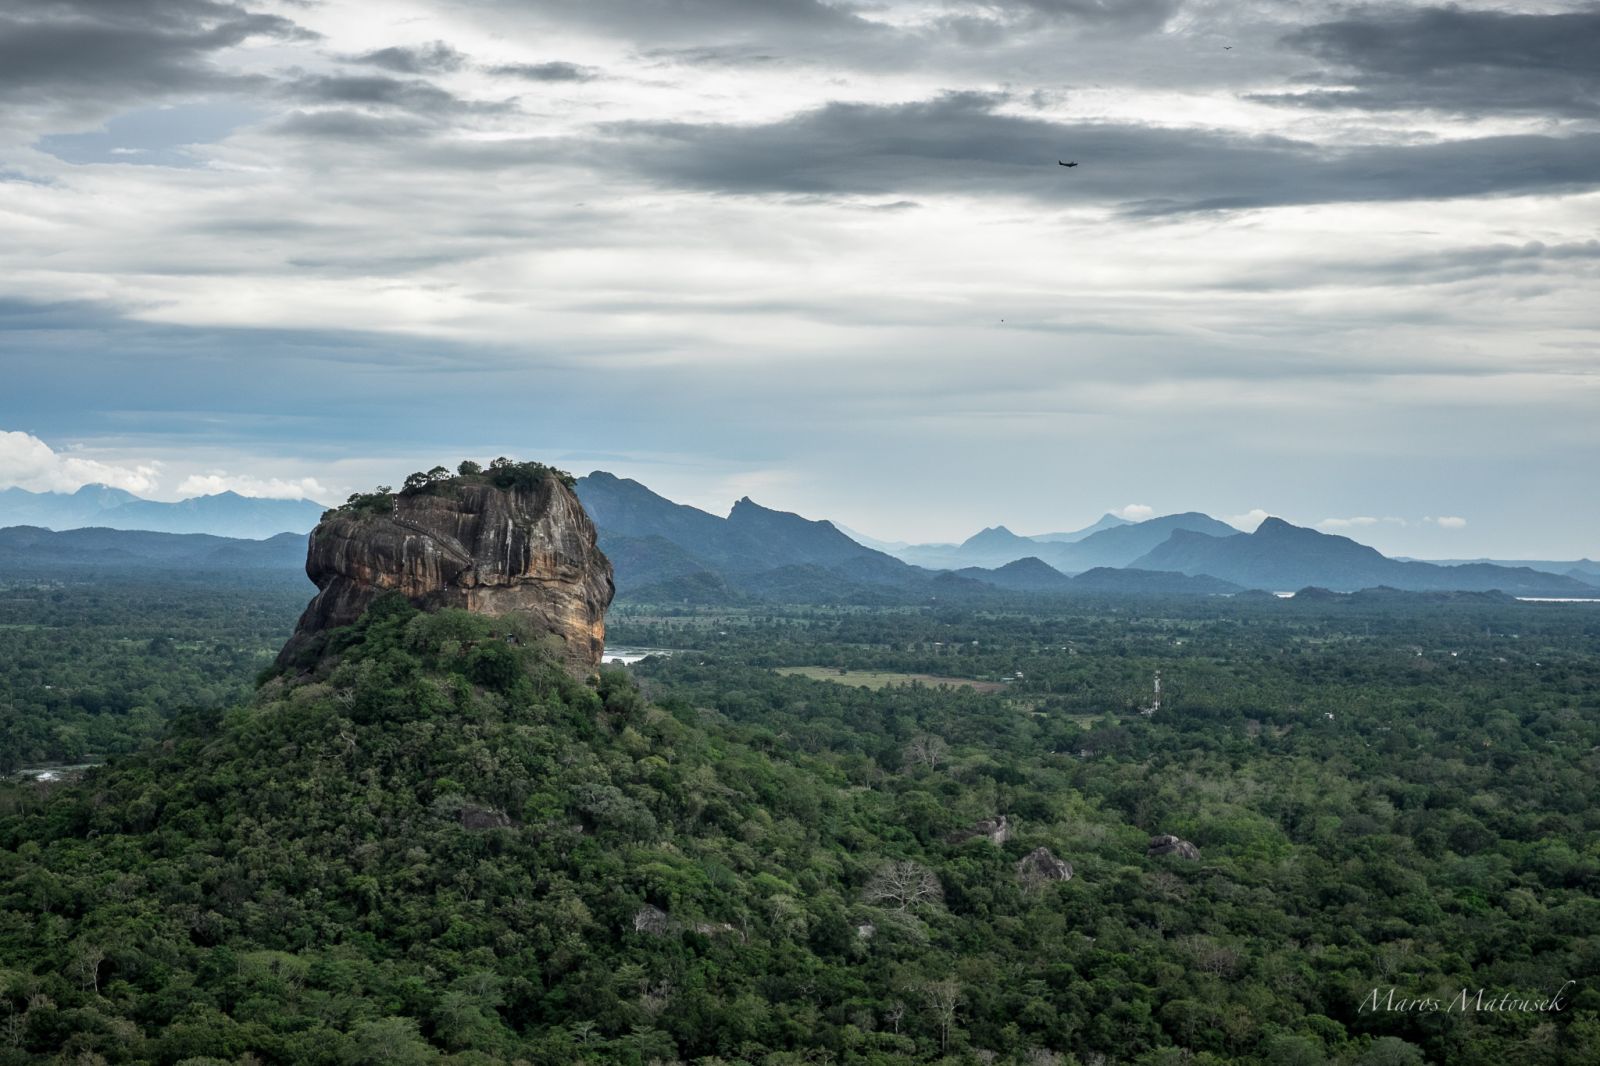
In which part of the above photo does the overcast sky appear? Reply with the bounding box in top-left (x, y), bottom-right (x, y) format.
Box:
top-left (1, 0), bottom-right (1596, 557)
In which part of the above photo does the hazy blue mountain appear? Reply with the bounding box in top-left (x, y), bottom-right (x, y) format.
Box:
top-left (1030, 513), bottom-right (1132, 543)
top-left (943, 558), bottom-right (1239, 596)
top-left (0, 525), bottom-right (308, 571)
top-left (0, 484), bottom-right (141, 527)
top-left (832, 523), bottom-right (910, 553)
top-left (947, 525), bottom-right (1041, 568)
top-left (725, 497), bottom-right (889, 568)
top-left (577, 475), bottom-right (1242, 603)
top-left (591, 531), bottom-right (719, 594)
top-left (1133, 518), bottom-right (1598, 594)
top-left (99, 491), bottom-right (325, 538)
top-left (894, 513), bottom-right (1203, 571)
top-left (0, 484), bottom-right (325, 538)
top-left (574, 471), bottom-right (732, 558)
top-left (619, 569), bottom-right (740, 605)
top-left (953, 556), bottom-right (1075, 592)
top-left (1037, 512), bottom-right (1239, 572)
top-left (894, 542), bottom-right (967, 569)
top-left (575, 471), bottom-right (922, 597)
top-left (1412, 557), bottom-right (1600, 583)
top-left (1067, 567), bottom-right (1241, 595)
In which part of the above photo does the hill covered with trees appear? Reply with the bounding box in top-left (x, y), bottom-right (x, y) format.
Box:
top-left (2, 581), bottom-right (1599, 1063)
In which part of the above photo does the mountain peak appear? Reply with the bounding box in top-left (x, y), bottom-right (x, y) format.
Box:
top-left (0, 483), bottom-right (324, 537)
top-left (729, 496), bottom-right (800, 522)
top-left (959, 525), bottom-right (1026, 550)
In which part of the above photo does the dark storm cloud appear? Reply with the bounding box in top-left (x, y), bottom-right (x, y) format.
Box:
top-left (603, 0), bottom-right (1177, 72)
top-left (487, 61), bottom-right (599, 82)
top-left (636, 46), bottom-right (787, 68)
top-left (1217, 240), bottom-right (1600, 293)
top-left (351, 41), bottom-right (467, 75)
top-left (518, 0), bottom-right (870, 36)
top-left (600, 92), bottom-right (1600, 214)
top-left (288, 74), bottom-right (455, 110)
top-left (280, 73), bottom-right (511, 119)
top-left (1007, 0), bottom-right (1180, 33)
top-left (0, 0), bottom-right (313, 103)
top-left (1267, 6), bottom-right (1600, 117)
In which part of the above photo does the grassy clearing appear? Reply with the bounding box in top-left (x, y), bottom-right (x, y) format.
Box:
top-left (774, 666), bottom-right (1007, 693)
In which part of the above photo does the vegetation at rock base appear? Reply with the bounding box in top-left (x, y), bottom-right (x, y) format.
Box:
top-left (0, 590), bottom-right (1597, 1064)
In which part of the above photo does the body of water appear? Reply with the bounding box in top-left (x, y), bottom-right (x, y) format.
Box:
top-left (1516, 597), bottom-right (1600, 603)
top-left (603, 646), bottom-right (675, 665)
top-left (7, 762), bottom-right (102, 783)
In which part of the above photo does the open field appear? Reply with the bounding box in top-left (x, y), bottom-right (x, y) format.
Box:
top-left (774, 666), bottom-right (1007, 692)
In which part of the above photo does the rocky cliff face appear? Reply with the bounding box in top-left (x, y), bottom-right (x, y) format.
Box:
top-left (278, 475), bottom-right (613, 670)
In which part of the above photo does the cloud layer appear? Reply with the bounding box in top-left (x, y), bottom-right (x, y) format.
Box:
top-left (0, 0), bottom-right (1595, 554)
top-left (0, 429), bottom-right (159, 494)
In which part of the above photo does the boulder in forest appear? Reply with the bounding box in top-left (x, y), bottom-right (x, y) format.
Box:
top-left (1147, 834), bottom-right (1201, 860)
top-left (1016, 846), bottom-right (1074, 885)
top-left (633, 905), bottom-right (672, 936)
top-left (631, 904), bottom-right (741, 940)
top-left (459, 805), bottom-right (513, 830)
top-left (947, 814), bottom-right (1013, 845)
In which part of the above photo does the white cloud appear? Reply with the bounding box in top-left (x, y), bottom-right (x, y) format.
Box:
top-left (1317, 515), bottom-right (1407, 531)
top-left (0, 429), bottom-right (160, 494)
top-left (1227, 508), bottom-right (1270, 531)
top-left (1427, 515), bottom-right (1468, 529)
top-left (1115, 503), bottom-right (1155, 521)
top-left (175, 472), bottom-right (335, 502)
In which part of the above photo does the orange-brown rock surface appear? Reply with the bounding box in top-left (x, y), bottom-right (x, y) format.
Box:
top-left (277, 474), bottom-right (613, 670)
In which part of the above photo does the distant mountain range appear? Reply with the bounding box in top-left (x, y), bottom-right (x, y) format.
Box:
top-left (0, 484), bottom-right (326, 539)
top-left (1410, 557), bottom-right (1600, 582)
top-left (574, 472), bottom-right (1595, 601)
top-left (0, 525), bottom-right (308, 572)
top-left (879, 512), bottom-right (1240, 571)
top-left (1133, 518), bottom-right (1597, 595)
top-left (895, 513), bottom-right (1132, 568)
top-left (572, 473), bottom-right (1243, 602)
top-left (1, 473), bottom-right (1593, 602)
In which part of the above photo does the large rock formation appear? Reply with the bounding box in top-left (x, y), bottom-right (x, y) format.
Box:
top-left (277, 472), bottom-right (613, 670)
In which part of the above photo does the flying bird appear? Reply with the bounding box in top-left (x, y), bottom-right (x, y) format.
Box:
top-left (1223, 45), bottom-right (1233, 49)
top-left (1058, 160), bottom-right (1078, 167)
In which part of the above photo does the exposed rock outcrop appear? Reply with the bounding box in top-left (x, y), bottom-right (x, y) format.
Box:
top-left (631, 904), bottom-right (742, 940)
top-left (277, 471), bottom-right (613, 670)
top-left (459, 805), bottom-right (513, 831)
top-left (1147, 834), bottom-right (1201, 861)
top-left (1016, 847), bottom-right (1074, 886)
top-left (947, 814), bottom-right (1013, 845)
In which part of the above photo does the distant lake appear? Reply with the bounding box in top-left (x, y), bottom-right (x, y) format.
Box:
top-left (603, 646), bottom-right (675, 665)
top-left (7, 762), bottom-right (101, 783)
top-left (1516, 597), bottom-right (1600, 603)
top-left (1271, 593), bottom-right (1600, 603)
